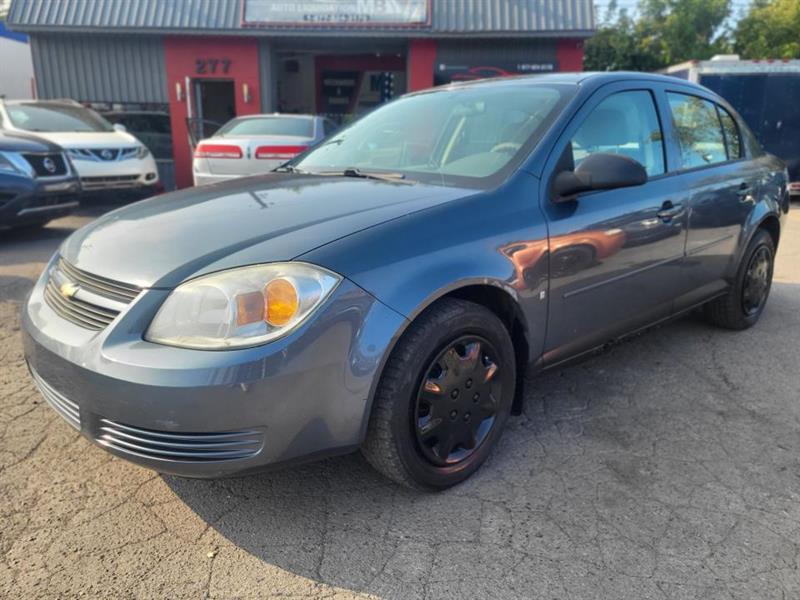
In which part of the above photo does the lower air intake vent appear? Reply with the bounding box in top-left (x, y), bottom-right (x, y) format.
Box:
top-left (96, 419), bottom-right (264, 462)
top-left (29, 367), bottom-right (80, 430)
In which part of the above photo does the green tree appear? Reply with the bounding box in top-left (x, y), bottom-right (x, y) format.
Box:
top-left (584, 2), bottom-right (664, 71)
top-left (637, 0), bottom-right (732, 64)
top-left (735, 0), bottom-right (800, 59)
top-left (584, 0), bottom-right (731, 71)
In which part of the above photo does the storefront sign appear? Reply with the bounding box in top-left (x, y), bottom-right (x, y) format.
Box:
top-left (242, 0), bottom-right (429, 26)
top-left (435, 61), bottom-right (559, 85)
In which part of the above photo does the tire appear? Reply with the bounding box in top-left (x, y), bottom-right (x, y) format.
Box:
top-left (362, 298), bottom-right (516, 490)
top-left (704, 228), bottom-right (775, 330)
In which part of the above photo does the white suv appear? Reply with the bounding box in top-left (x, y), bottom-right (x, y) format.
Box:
top-left (0, 100), bottom-right (160, 198)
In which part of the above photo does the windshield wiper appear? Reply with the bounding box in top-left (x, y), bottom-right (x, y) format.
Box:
top-left (315, 168), bottom-right (415, 184)
top-left (273, 164), bottom-right (308, 174)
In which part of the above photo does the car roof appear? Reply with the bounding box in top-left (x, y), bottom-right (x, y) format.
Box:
top-left (417, 71), bottom-right (710, 94)
top-left (1, 98), bottom-right (87, 108)
top-left (235, 114), bottom-right (318, 120)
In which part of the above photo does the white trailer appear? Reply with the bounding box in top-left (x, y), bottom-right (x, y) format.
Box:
top-left (665, 55), bottom-right (800, 197)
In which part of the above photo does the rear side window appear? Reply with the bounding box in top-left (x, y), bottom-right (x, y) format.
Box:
top-left (570, 90), bottom-right (665, 176)
top-left (667, 93), bottom-right (727, 168)
top-left (717, 107), bottom-right (742, 160)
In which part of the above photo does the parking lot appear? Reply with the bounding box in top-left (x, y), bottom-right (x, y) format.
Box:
top-left (1, 205), bottom-right (799, 599)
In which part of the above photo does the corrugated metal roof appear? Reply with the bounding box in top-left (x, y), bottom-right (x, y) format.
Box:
top-left (9, 0), bottom-right (595, 36)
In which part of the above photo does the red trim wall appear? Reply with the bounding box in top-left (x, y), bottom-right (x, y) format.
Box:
top-left (407, 39), bottom-right (437, 91)
top-left (556, 39), bottom-right (585, 72)
top-left (164, 36), bottom-right (262, 188)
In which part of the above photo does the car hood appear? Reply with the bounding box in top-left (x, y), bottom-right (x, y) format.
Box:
top-left (60, 174), bottom-right (473, 288)
top-left (0, 130), bottom-right (63, 153)
top-left (31, 130), bottom-right (138, 149)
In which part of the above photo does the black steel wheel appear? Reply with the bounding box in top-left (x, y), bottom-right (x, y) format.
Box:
top-left (362, 298), bottom-right (516, 490)
top-left (705, 228), bottom-right (775, 330)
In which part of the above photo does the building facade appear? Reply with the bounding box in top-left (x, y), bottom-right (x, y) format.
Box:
top-left (8, 0), bottom-right (595, 188)
top-left (0, 22), bottom-right (34, 99)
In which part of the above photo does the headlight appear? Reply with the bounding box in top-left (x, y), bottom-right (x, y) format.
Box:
top-left (0, 152), bottom-right (28, 176)
top-left (136, 145), bottom-right (151, 159)
top-left (145, 263), bottom-right (341, 350)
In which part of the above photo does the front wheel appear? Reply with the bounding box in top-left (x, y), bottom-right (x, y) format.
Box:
top-left (704, 229), bottom-right (775, 330)
top-left (362, 298), bottom-right (516, 490)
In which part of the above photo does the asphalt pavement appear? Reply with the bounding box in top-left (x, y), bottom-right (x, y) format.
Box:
top-left (1, 205), bottom-right (800, 599)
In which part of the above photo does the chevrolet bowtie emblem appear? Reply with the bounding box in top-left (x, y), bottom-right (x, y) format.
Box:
top-left (59, 281), bottom-right (79, 299)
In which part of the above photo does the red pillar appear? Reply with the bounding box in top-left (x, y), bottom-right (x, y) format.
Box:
top-left (407, 39), bottom-right (437, 91)
top-left (556, 39), bottom-right (585, 72)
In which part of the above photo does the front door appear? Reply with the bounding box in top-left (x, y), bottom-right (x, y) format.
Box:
top-left (192, 79), bottom-right (236, 139)
top-left (541, 86), bottom-right (689, 365)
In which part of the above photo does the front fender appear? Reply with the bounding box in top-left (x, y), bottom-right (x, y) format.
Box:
top-left (300, 173), bottom-right (549, 365)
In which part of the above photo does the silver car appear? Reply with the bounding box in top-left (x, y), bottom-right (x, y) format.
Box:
top-left (192, 114), bottom-right (336, 186)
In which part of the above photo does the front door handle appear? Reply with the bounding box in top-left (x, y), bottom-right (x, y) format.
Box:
top-left (657, 200), bottom-right (683, 221)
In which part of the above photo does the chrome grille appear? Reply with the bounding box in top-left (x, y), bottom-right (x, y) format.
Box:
top-left (23, 153), bottom-right (68, 177)
top-left (44, 278), bottom-right (118, 330)
top-left (68, 148), bottom-right (137, 162)
top-left (29, 367), bottom-right (80, 430)
top-left (43, 258), bottom-right (140, 331)
top-left (96, 419), bottom-right (264, 462)
top-left (56, 258), bottom-right (140, 303)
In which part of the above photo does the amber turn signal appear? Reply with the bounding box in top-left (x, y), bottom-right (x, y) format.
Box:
top-left (265, 278), bottom-right (299, 326)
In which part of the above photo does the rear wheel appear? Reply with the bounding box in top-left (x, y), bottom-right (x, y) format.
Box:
top-left (705, 229), bottom-right (775, 330)
top-left (362, 298), bottom-right (516, 490)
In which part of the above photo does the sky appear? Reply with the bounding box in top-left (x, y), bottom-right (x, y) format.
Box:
top-left (593, 0), bottom-right (756, 25)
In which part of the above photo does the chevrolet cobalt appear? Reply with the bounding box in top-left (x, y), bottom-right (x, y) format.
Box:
top-left (23, 73), bottom-right (789, 490)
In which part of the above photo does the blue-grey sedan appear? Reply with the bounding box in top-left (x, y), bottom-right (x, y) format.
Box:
top-left (22, 73), bottom-right (789, 490)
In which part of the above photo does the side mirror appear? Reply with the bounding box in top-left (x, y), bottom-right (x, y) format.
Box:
top-left (113, 123), bottom-right (127, 133)
top-left (551, 153), bottom-right (647, 202)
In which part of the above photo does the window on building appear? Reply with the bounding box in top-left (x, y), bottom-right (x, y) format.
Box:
top-left (571, 90), bottom-right (665, 176)
top-left (667, 93), bottom-right (727, 169)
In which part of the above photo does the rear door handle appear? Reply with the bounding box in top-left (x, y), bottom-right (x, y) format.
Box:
top-left (737, 183), bottom-right (752, 198)
top-left (657, 201), bottom-right (683, 221)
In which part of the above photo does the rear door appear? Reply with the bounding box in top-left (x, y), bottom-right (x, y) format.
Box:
top-left (664, 91), bottom-right (762, 309)
top-left (541, 83), bottom-right (690, 365)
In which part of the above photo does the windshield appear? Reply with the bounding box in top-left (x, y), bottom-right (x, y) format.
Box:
top-left (294, 83), bottom-right (574, 187)
top-left (216, 117), bottom-right (314, 138)
top-left (6, 103), bottom-right (114, 133)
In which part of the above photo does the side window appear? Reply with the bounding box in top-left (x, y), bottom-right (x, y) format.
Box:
top-left (717, 106), bottom-right (742, 160)
top-left (571, 90), bottom-right (665, 176)
top-left (667, 93), bottom-right (727, 168)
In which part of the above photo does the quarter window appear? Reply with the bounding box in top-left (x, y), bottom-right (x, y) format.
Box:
top-left (667, 93), bottom-right (727, 168)
top-left (571, 90), bottom-right (665, 176)
top-left (717, 107), bottom-right (742, 160)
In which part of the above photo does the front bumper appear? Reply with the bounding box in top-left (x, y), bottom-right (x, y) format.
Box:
top-left (22, 265), bottom-right (405, 478)
top-left (72, 155), bottom-right (159, 191)
top-left (0, 176), bottom-right (81, 227)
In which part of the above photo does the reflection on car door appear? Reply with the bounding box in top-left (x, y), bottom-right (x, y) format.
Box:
top-left (541, 87), bottom-right (690, 365)
top-left (665, 93), bottom-right (762, 309)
